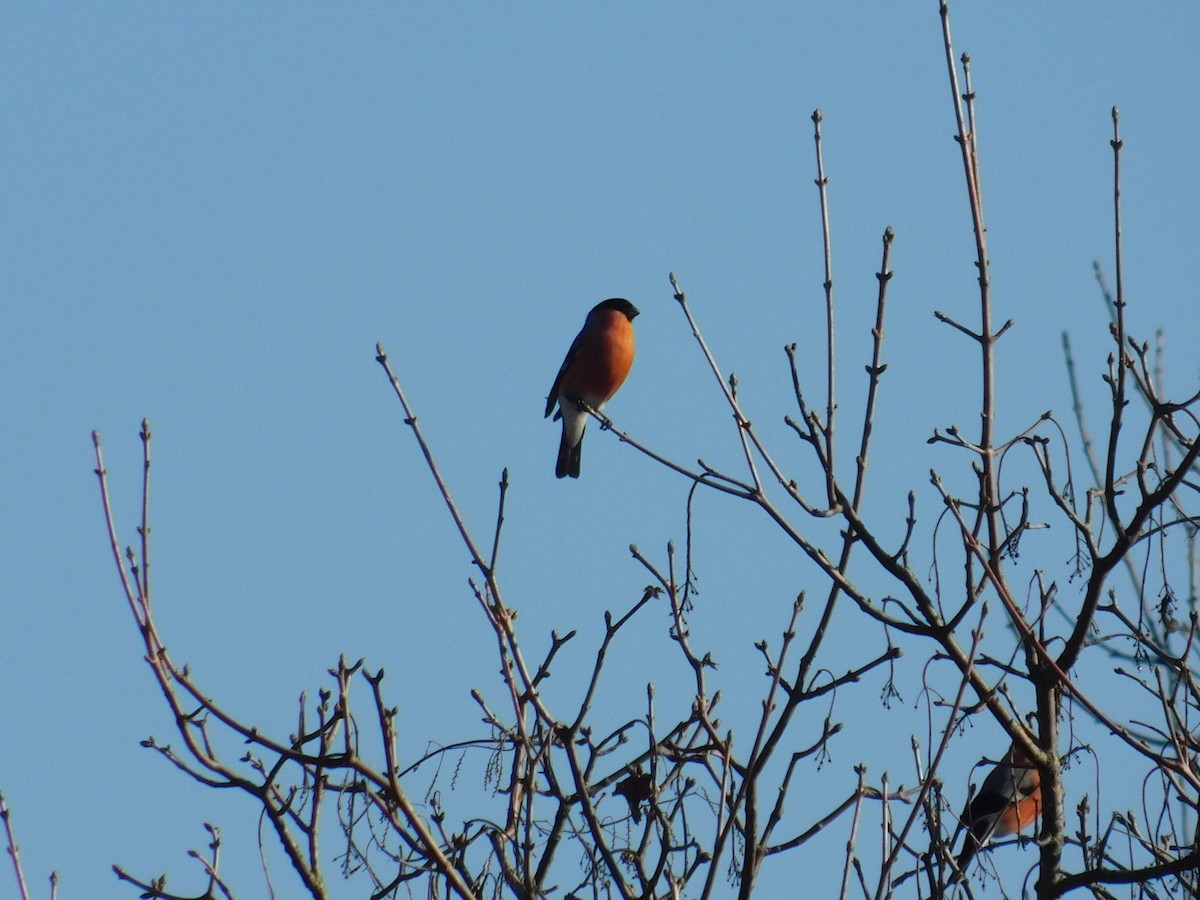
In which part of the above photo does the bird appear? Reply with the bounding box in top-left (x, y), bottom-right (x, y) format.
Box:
top-left (544, 298), bottom-right (639, 479)
top-left (953, 743), bottom-right (1042, 881)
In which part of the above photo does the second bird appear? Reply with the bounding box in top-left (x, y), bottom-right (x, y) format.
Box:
top-left (544, 298), bottom-right (639, 479)
top-left (954, 743), bottom-right (1042, 880)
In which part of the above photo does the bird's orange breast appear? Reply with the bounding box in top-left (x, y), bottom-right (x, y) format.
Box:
top-left (995, 790), bottom-right (1041, 837)
top-left (559, 311), bottom-right (635, 406)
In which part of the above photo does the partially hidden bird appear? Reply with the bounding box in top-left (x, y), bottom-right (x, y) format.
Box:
top-left (954, 743), bottom-right (1042, 880)
top-left (544, 298), bottom-right (639, 479)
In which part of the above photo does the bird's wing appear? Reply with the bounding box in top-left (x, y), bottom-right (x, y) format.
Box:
top-left (545, 327), bottom-right (586, 418)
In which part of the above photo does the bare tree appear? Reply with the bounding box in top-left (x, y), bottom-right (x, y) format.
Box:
top-left (2, 793), bottom-right (58, 900)
top-left (69, 3), bottom-right (1200, 899)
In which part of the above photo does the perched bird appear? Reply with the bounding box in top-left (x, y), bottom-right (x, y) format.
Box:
top-left (954, 743), bottom-right (1042, 879)
top-left (544, 298), bottom-right (639, 479)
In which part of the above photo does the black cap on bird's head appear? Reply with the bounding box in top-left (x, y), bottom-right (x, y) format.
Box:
top-left (590, 297), bottom-right (640, 321)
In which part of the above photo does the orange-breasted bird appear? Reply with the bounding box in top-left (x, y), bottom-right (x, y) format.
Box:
top-left (954, 743), bottom-right (1042, 879)
top-left (544, 298), bottom-right (639, 479)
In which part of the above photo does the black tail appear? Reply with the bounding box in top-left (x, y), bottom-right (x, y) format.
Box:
top-left (556, 432), bottom-right (582, 479)
top-left (952, 830), bottom-right (982, 884)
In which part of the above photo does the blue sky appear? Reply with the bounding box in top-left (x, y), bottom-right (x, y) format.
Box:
top-left (3, 3), bottom-right (1199, 897)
